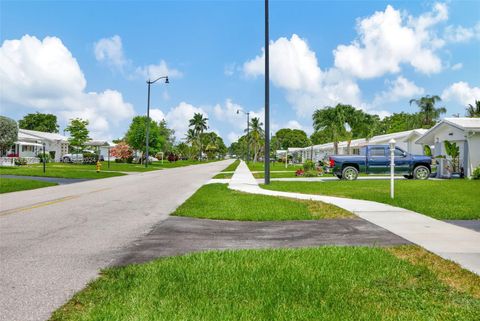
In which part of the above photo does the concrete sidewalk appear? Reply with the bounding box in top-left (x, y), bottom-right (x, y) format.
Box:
top-left (229, 161), bottom-right (480, 275)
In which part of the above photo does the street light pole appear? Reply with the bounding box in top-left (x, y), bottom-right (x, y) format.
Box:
top-left (237, 110), bottom-right (250, 162)
top-left (264, 0), bottom-right (270, 185)
top-left (145, 76), bottom-right (169, 168)
top-left (389, 139), bottom-right (396, 199)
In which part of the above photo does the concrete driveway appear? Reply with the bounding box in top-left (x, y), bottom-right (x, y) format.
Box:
top-left (0, 160), bottom-right (231, 321)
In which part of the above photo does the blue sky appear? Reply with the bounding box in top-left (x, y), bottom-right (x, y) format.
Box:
top-left (1, 0), bottom-right (479, 143)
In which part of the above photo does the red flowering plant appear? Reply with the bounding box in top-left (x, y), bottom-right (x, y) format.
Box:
top-left (295, 169), bottom-right (305, 176)
top-left (110, 142), bottom-right (133, 162)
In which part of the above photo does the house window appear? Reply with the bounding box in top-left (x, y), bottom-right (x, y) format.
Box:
top-left (21, 145), bottom-right (34, 152)
top-left (352, 148), bottom-right (360, 155)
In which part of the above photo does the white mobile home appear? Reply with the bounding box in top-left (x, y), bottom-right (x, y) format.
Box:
top-left (7, 129), bottom-right (69, 162)
top-left (416, 118), bottom-right (480, 177)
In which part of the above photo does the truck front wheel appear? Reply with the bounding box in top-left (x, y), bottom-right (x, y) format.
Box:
top-left (413, 166), bottom-right (430, 180)
top-left (342, 166), bottom-right (358, 180)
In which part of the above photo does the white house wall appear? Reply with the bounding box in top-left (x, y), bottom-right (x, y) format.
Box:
top-left (468, 134), bottom-right (480, 176)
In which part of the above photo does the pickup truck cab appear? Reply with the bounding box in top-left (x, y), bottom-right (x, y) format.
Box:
top-left (327, 145), bottom-right (432, 180)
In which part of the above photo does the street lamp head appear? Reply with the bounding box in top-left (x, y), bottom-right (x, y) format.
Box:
top-left (389, 138), bottom-right (396, 151)
top-left (165, 76), bottom-right (169, 84)
top-left (237, 109), bottom-right (240, 114)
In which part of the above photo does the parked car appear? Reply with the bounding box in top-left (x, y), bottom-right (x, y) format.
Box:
top-left (327, 145), bottom-right (432, 180)
top-left (62, 150), bottom-right (104, 163)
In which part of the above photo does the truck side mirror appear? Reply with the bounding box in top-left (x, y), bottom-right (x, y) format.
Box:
top-left (403, 152), bottom-right (407, 157)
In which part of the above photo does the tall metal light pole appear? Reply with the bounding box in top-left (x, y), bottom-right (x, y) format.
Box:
top-left (237, 110), bottom-right (250, 162)
top-left (264, 0), bottom-right (270, 184)
top-left (145, 76), bottom-right (169, 168)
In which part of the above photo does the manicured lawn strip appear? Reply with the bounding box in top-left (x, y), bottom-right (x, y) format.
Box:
top-left (221, 159), bottom-right (240, 172)
top-left (247, 161), bottom-right (302, 172)
top-left (173, 184), bottom-right (352, 221)
top-left (0, 166), bottom-right (124, 179)
top-left (51, 246), bottom-right (480, 321)
top-left (149, 159), bottom-right (222, 169)
top-left (262, 180), bottom-right (480, 220)
top-left (388, 246), bottom-right (480, 298)
top-left (213, 172), bottom-right (233, 179)
top-left (0, 178), bottom-right (57, 193)
top-left (254, 171), bottom-right (299, 178)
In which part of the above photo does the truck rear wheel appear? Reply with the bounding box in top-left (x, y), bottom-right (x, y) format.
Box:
top-left (342, 166), bottom-right (358, 180)
top-left (413, 166), bottom-right (430, 180)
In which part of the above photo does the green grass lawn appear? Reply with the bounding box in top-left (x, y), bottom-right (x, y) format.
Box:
top-left (51, 246), bottom-right (480, 321)
top-left (0, 164), bottom-right (125, 179)
top-left (0, 178), bottom-right (58, 193)
top-left (221, 159), bottom-right (240, 172)
top-left (254, 171), bottom-right (299, 178)
top-left (173, 183), bottom-right (352, 220)
top-left (0, 159), bottom-right (222, 180)
top-left (247, 161), bottom-right (302, 172)
top-left (262, 180), bottom-right (480, 220)
top-left (212, 159), bottom-right (240, 178)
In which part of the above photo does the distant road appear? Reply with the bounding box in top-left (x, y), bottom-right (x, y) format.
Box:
top-left (0, 160), bottom-right (232, 321)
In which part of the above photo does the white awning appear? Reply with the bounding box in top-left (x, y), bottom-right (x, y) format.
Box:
top-left (15, 141), bottom-right (43, 147)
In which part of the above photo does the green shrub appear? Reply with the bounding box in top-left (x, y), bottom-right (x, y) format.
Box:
top-left (14, 157), bottom-right (28, 166)
top-left (304, 170), bottom-right (318, 177)
top-left (82, 152), bottom-right (98, 165)
top-left (473, 166), bottom-right (480, 180)
top-left (303, 160), bottom-right (315, 171)
top-left (37, 152), bottom-right (51, 163)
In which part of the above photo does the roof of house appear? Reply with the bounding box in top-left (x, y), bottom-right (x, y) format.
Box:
top-left (305, 128), bottom-right (427, 152)
top-left (416, 118), bottom-right (480, 145)
top-left (18, 129), bottom-right (68, 142)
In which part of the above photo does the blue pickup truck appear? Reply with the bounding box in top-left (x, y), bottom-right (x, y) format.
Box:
top-left (327, 145), bottom-right (432, 180)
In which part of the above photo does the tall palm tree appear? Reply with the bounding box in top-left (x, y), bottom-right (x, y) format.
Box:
top-left (466, 100), bottom-right (480, 117)
top-left (312, 105), bottom-right (346, 154)
top-left (184, 129), bottom-right (196, 145)
top-left (248, 117), bottom-right (264, 162)
top-left (188, 113), bottom-right (208, 160)
top-left (409, 95), bottom-right (446, 127)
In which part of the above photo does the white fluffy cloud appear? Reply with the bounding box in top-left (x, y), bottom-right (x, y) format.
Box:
top-left (164, 102), bottom-right (208, 140)
top-left (442, 82), bottom-right (480, 106)
top-left (149, 108), bottom-right (166, 123)
top-left (334, 3), bottom-right (448, 78)
top-left (94, 35), bottom-right (182, 80)
top-left (213, 99), bottom-right (246, 130)
top-left (135, 60), bottom-right (183, 80)
top-left (444, 23), bottom-right (480, 43)
top-left (243, 34), bottom-right (362, 117)
top-left (373, 76), bottom-right (425, 106)
top-left (94, 35), bottom-right (126, 70)
top-left (0, 35), bottom-right (134, 138)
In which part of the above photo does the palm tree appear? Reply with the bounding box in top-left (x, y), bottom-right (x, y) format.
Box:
top-left (409, 95), bottom-right (446, 127)
top-left (188, 113), bottom-right (208, 160)
top-left (184, 129), bottom-right (196, 144)
top-left (248, 117), bottom-right (264, 162)
top-left (466, 100), bottom-right (480, 117)
top-left (312, 105), bottom-right (346, 154)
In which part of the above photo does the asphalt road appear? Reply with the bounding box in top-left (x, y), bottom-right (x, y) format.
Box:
top-left (0, 160), bottom-right (232, 321)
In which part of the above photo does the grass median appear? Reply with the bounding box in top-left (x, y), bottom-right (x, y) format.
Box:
top-left (51, 246), bottom-right (480, 321)
top-left (173, 183), bottom-right (353, 221)
top-left (0, 178), bottom-right (57, 193)
top-left (262, 180), bottom-right (480, 220)
top-left (213, 160), bottom-right (240, 178)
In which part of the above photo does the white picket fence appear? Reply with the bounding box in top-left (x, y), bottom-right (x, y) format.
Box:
top-left (0, 157), bottom-right (40, 166)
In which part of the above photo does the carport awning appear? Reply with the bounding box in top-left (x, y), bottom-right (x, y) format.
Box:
top-left (15, 141), bottom-right (43, 147)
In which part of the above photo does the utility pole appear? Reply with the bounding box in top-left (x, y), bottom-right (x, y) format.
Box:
top-left (264, 0), bottom-right (270, 184)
